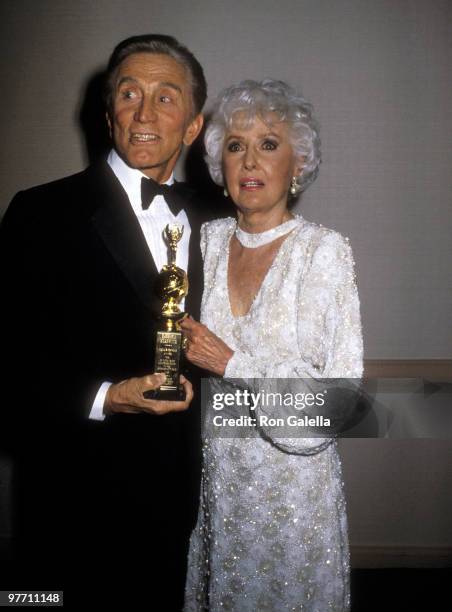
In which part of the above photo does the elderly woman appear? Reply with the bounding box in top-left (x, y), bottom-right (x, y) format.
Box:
top-left (181, 80), bottom-right (363, 611)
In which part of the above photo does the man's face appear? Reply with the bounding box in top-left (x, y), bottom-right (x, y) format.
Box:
top-left (107, 52), bottom-right (203, 182)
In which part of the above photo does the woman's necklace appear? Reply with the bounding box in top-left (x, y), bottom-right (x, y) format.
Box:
top-left (235, 216), bottom-right (300, 248)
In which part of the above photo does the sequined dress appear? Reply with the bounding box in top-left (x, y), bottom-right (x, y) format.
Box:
top-left (184, 215), bottom-right (363, 611)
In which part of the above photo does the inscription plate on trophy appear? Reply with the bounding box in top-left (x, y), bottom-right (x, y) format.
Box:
top-left (144, 224), bottom-right (188, 401)
top-left (154, 331), bottom-right (182, 390)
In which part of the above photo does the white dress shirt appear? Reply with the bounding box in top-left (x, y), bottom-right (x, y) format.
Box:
top-left (89, 150), bottom-right (191, 421)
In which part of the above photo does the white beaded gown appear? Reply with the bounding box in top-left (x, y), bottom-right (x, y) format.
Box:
top-left (184, 215), bottom-right (363, 611)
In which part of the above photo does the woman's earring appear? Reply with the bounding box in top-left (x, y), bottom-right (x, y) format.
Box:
top-left (290, 176), bottom-right (298, 196)
top-left (223, 187), bottom-right (229, 197)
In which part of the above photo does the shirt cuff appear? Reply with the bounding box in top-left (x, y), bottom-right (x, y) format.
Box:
top-left (88, 381), bottom-right (112, 421)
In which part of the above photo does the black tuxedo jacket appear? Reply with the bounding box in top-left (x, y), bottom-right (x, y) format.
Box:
top-left (1, 160), bottom-right (207, 600)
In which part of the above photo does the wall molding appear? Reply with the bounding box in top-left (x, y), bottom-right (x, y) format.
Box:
top-left (364, 360), bottom-right (452, 379)
top-left (351, 545), bottom-right (452, 568)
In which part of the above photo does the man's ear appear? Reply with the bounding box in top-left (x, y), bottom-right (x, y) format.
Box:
top-left (106, 111), bottom-right (112, 138)
top-left (183, 113), bottom-right (204, 146)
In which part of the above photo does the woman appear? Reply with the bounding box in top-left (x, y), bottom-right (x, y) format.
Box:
top-left (181, 79), bottom-right (363, 611)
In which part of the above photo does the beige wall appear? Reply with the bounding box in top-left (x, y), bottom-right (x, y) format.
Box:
top-left (0, 0), bottom-right (451, 562)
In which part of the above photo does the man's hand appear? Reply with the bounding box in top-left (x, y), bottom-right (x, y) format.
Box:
top-left (104, 373), bottom-right (193, 416)
top-left (179, 317), bottom-right (233, 376)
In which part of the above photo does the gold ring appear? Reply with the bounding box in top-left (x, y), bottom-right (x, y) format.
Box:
top-left (182, 337), bottom-right (189, 351)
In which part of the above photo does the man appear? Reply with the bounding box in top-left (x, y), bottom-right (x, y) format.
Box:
top-left (1, 34), bottom-right (207, 610)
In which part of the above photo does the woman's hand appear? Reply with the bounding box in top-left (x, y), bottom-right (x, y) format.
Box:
top-left (179, 317), bottom-right (234, 376)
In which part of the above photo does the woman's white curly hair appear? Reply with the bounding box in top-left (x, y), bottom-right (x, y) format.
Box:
top-left (204, 79), bottom-right (321, 195)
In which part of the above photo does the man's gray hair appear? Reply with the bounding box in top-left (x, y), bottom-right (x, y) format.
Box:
top-left (105, 34), bottom-right (207, 117)
top-left (204, 79), bottom-right (321, 195)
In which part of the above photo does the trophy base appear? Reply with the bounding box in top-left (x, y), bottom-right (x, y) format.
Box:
top-left (143, 385), bottom-right (186, 401)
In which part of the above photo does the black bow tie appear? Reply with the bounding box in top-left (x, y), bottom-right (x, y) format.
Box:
top-left (141, 177), bottom-right (185, 216)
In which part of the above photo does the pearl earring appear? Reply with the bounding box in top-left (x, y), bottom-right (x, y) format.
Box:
top-left (223, 188), bottom-right (229, 197)
top-left (290, 176), bottom-right (298, 196)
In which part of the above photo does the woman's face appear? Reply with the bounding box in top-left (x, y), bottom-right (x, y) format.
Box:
top-left (222, 113), bottom-right (299, 216)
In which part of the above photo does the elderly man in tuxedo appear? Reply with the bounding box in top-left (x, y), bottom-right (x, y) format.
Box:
top-left (1, 34), bottom-right (207, 610)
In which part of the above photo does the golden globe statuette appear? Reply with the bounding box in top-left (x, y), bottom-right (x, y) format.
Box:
top-left (144, 224), bottom-right (189, 401)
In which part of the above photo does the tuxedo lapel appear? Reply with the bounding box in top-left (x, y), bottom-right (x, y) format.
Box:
top-left (88, 161), bottom-right (159, 309)
top-left (176, 183), bottom-right (204, 320)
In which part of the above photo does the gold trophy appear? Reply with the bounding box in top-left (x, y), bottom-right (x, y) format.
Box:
top-left (144, 224), bottom-right (189, 401)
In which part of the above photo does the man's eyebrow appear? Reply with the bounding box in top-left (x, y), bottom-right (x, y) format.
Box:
top-left (117, 76), bottom-right (139, 88)
top-left (116, 77), bottom-right (182, 94)
top-left (159, 81), bottom-right (182, 94)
